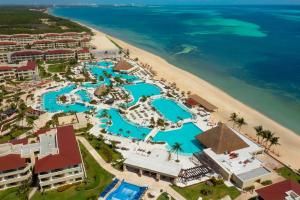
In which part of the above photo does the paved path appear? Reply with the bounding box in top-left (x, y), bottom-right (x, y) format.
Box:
top-left (28, 187), bottom-right (38, 200)
top-left (77, 136), bottom-right (186, 200)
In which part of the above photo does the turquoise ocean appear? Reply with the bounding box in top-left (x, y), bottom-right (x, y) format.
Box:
top-left (51, 5), bottom-right (300, 134)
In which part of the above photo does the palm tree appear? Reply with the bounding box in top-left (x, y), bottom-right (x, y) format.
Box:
top-left (171, 142), bottom-right (183, 162)
top-left (236, 117), bottom-right (247, 131)
top-left (262, 130), bottom-right (274, 147)
top-left (267, 136), bottom-right (280, 151)
top-left (254, 125), bottom-right (263, 144)
top-left (229, 112), bottom-right (238, 127)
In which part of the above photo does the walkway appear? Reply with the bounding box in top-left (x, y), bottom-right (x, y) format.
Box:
top-left (77, 136), bottom-right (186, 200)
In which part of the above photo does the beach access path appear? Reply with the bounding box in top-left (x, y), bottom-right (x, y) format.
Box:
top-left (77, 136), bottom-right (186, 200)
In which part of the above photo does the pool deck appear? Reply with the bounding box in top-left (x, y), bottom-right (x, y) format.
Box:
top-left (77, 136), bottom-right (186, 200)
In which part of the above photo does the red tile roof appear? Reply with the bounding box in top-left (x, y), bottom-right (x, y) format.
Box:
top-left (0, 35), bottom-right (11, 39)
top-left (78, 48), bottom-right (89, 53)
top-left (11, 50), bottom-right (43, 57)
top-left (44, 33), bottom-right (61, 37)
top-left (0, 154), bottom-right (26, 172)
top-left (16, 61), bottom-right (37, 71)
top-left (0, 41), bottom-right (17, 45)
top-left (55, 39), bottom-right (77, 43)
top-left (62, 32), bottom-right (78, 36)
top-left (10, 138), bottom-right (28, 145)
top-left (45, 49), bottom-right (73, 55)
top-left (256, 180), bottom-right (300, 200)
top-left (34, 125), bottom-right (82, 174)
top-left (81, 38), bottom-right (90, 42)
top-left (0, 66), bottom-right (15, 71)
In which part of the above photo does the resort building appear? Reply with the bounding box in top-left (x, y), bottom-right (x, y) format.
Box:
top-left (55, 39), bottom-right (79, 49)
top-left (43, 33), bottom-right (64, 41)
top-left (45, 50), bottom-right (75, 61)
top-left (0, 41), bottom-right (24, 52)
top-left (31, 40), bottom-right (55, 49)
top-left (186, 94), bottom-right (218, 112)
top-left (0, 138), bottom-right (32, 191)
top-left (194, 122), bottom-right (272, 189)
top-left (0, 35), bottom-right (11, 42)
top-left (10, 34), bottom-right (39, 44)
top-left (0, 53), bottom-right (9, 63)
top-left (77, 48), bottom-right (91, 60)
top-left (123, 154), bottom-right (182, 183)
top-left (114, 60), bottom-right (139, 73)
top-left (80, 38), bottom-right (90, 48)
top-left (255, 180), bottom-right (300, 200)
top-left (0, 125), bottom-right (85, 191)
top-left (35, 126), bottom-right (85, 191)
top-left (10, 50), bottom-right (44, 62)
top-left (0, 61), bottom-right (39, 80)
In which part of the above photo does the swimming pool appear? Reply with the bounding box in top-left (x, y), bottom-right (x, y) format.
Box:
top-left (42, 85), bottom-right (92, 113)
top-left (151, 98), bottom-right (192, 123)
top-left (87, 65), bottom-right (138, 84)
top-left (153, 122), bottom-right (204, 154)
top-left (98, 61), bottom-right (113, 67)
top-left (81, 82), bottom-right (103, 88)
top-left (75, 90), bottom-right (91, 102)
top-left (100, 109), bottom-right (151, 140)
top-left (123, 82), bottom-right (161, 107)
top-left (106, 181), bottom-right (147, 200)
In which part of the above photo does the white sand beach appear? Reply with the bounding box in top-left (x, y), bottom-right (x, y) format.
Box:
top-left (84, 23), bottom-right (300, 169)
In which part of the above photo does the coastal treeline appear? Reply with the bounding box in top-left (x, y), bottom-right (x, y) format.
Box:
top-left (0, 6), bottom-right (91, 35)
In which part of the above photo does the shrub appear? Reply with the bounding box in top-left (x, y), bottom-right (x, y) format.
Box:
top-left (261, 180), bottom-right (272, 186)
top-left (244, 186), bottom-right (255, 191)
top-left (200, 188), bottom-right (213, 196)
top-left (210, 177), bottom-right (224, 186)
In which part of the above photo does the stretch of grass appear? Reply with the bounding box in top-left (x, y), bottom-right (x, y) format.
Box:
top-left (47, 63), bottom-right (67, 73)
top-left (0, 126), bottom-right (31, 143)
top-left (172, 182), bottom-right (241, 200)
top-left (31, 142), bottom-right (114, 200)
top-left (84, 134), bottom-right (123, 164)
top-left (277, 167), bottom-right (300, 183)
top-left (0, 6), bottom-right (91, 34)
top-left (0, 187), bottom-right (19, 200)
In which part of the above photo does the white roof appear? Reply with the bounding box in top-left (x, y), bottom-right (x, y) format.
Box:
top-left (203, 128), bottom-right (267, 175)
top-left (124, 154), bottom-right (182, 177)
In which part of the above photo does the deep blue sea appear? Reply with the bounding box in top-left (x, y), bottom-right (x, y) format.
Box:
top-left (51, 5), bottom-right (300, 134)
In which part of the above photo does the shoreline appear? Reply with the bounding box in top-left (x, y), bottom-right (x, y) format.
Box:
top-left (50, 11), bottom-right (300, 169)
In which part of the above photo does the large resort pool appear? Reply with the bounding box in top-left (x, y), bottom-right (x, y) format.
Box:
top-left (153, 122), bottom-right (204, 154)
top-left (40, 60), bottom-right (205, 154)
top-left (151, 98), bottom-right (192, 123)
top-left (42, 85), bottom-right (92, 113)
top-left (99, 109), bottom-right (151, 140)
top-left (123, 82), bottom-right (161, 107)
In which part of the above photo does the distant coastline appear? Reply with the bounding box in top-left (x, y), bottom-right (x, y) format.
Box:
top-left (48, 8), bottom-right (300, 169)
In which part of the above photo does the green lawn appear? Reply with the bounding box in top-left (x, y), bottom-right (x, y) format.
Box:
top-left (0, 187), bottom-right (20, 200)
top-left (47, 63), bottom-right (67, 73)
top-left (0, 126), bottom-right (31, 143)
top-left (277, 167), bottom-right (300, 182)
top-left (31, 142), bottom-right (114, 200)
top-left (172, 182), bottom-right (241, 200)
top-left (84, 134), bottom-right (123, 164)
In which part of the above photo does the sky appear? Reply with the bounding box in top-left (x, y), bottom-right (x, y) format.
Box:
top-left (0, 0), bottom-right (300, 5)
